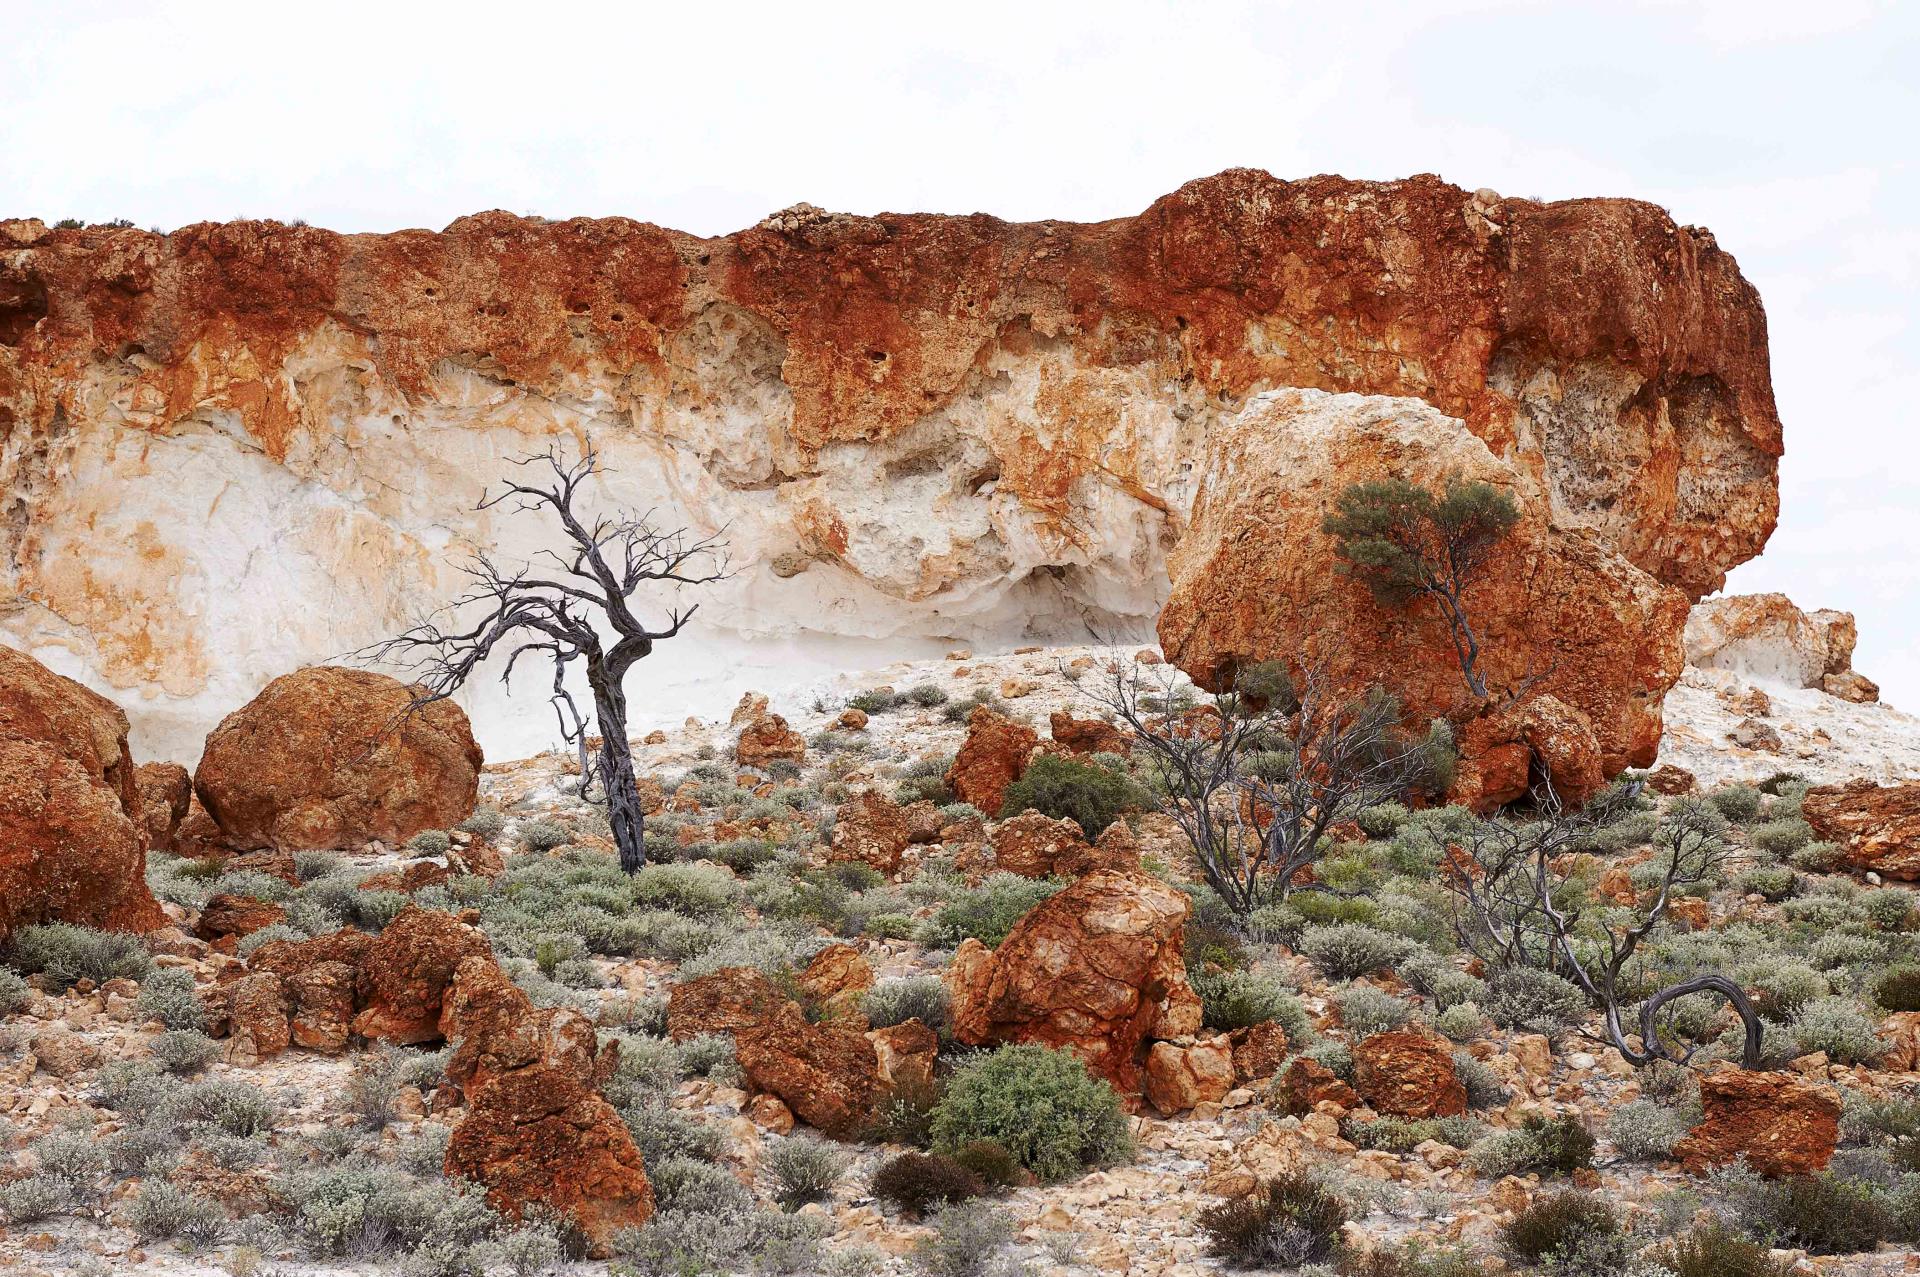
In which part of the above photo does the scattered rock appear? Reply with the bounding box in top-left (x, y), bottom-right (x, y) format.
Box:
top-left (351, 905), bottom-right (493, 1044)
top-left (736, 1003), bottom-right (881, 1138)
top-left (735, 712), bottom-right (806, 769)
top-left (1645, 764), bottom-right (1696, 795)
top-left (1144, 1037), bottom-right (1235, 1115)
top-left (1728, 717), bottom-right (1783, 752)
top-left (193, 893), bottom-right (288, 948)
top-left (134, 761), bottom-right (192, 852)
top-left (1274, 1057), bottom-right (1360, 1114)
top-left (1050, 711), bottom-right (1132, 757)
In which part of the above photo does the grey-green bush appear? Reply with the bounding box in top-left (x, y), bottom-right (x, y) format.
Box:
top-left (929, 1045), bottom-right (1132, 1183)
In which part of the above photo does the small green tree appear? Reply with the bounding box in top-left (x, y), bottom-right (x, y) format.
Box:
top-left (1323, 476), bottom-right (1520, 698)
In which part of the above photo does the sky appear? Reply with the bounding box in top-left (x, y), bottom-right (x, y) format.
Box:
top-left (5, 0), bottom-right (1916, 704)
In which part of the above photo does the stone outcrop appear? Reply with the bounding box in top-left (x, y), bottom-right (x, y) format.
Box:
top-left (1050, 711), bottom-right (1131, 757)
top-left (1673, 1068), bottom-right (1841, 1178)
top-left (946, 868), bottom-right (1202, 1091)
top-left (946, 707), bottom-right (1038, 815)
top-left (0, 173), bottom-right (1778, 759)
top-left (1158, 390), bottom-right (1691, 806)
top-left (1352, 1030), bottom-right (1467, 1119)
top-left (796, 942), bottom-right (875, 1023)
top-left (734, 712), bottom-right (806, 770)
top-left (1802, 780), bottom-right (1920, 881)
top-left (193, 893), bottom-right (287, 948)
top-left (666, 966), bottom-right (794, 1042)
top-left (1274, 1057), bottom-right (1360, 1115)
top-left (439, 956), bottom-right (653, 1253)
top-left (194, 666), bottom-right (482, 850)
top-left (1685, 594), bottom-right (1874, 700)
top-left (736, 1006), bottom-right (882, 1139)
top-left (0, 644), bottom-right (165, 935)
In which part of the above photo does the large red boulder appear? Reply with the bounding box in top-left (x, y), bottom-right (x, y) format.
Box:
top-left (0, 644), bottom-right (165, 936)
top-left (1673, 1068), bottom-right (1841, 1178)
top-left (666, 966), bottom-right (795, 1042)
top-left (946, 868), bottom-right (1202, 1091)
top-left (735, 712), bottom-right (806, 770)
top-left (133, 761), bottom-right (192, 852)
top-left (1156, 390), bottom-right (1688, 809)
top-left (735, 1003), bottom-right (883, 1139)
top-left (1803, 779), bottom-right (1920, 881)
top-left (194, 665), bottom-right (482, 850)
top-left (1352, 1029), bottom-right (1467, 1119)
top-left (945, 707), bottom-right (1038, 815)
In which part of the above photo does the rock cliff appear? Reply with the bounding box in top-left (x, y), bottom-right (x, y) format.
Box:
top-left (0, 170), bottom-right (1780, 758)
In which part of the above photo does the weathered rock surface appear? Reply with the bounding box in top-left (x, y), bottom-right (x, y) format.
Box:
top-left (1143, 1036), bottom-right (1235, 1115)
top-left (194, 665), bottom-right (482, 850)
top-left (0, 172), bottom-right (1779, 760)
top-left (351, 905), bottom-right (494, 1044)
top-left (1685, 594), bottom-right (1871, 697)
top-left (946, 868), bottom-right (1202, 1090)
top-left (946, 706), bottom-right (1038, 815)
top-left (133, 761), bottom-right (192, 852)
top-left (827, 791), bottom-right (911, 876)
top-left (734, 712), bottom-right (806, 770)
top-left (735, 1004), bottom-right (882, 1139)
top-left (439, 956), bottom-right (653, 1252)
top-left (1352, 1029), bottom-right (1467, 1119)
top-left (666, 966), bottom-right (794, 1042)
top-left (0, 643), bottom-right (165, 935)
top-left (1673, 1067), bottom-right (1840, 1178)
top-left (1802, 779), bottom-right (1920, 881)
top-left (1158, 390), bottom-right (1690, 804)
top-left (1050, 711), bottom-right (1131, 757)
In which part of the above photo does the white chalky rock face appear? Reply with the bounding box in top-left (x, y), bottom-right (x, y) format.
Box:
top-left (1, 171), bottom-right (1782, 761)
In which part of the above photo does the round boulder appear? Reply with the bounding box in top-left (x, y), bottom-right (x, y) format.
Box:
top-left (195, 666), bottom-right (482, 850)
top-left (0, 644), bottom-right (165, 934)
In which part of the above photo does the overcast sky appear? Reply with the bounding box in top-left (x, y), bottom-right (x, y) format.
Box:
top-left (7, 0), bottom-right (1916, 703)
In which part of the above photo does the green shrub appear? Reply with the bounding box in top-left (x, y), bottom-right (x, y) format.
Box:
top-left (137, 967), bottom-right (206, 1030)
top-left (848, 688), bottom-right (902, 715)
top-left (8, 922), bottom-right (152, 988)
top-left (1604, 1100), bottom-right (1687, 1161)
top-left (867, 1075), bottom-right (943, 1148)
top-left (517, 818), bottom-right (572, 852)
top-left (997, 753), bottom-right (1141, 838)
top-left (1657, 1223), bottom-right (1796, 1277)
top-left (1194, 968), bottom-right (1307, 1037)
top-left (616, 1205), bottom-right (826, 1276)
top-left (1469, 1115), bottom-right (1592, 1177)
top-left (458, 806), bottom-right (505, 838)
top-left (870, 1152), bottom-right (983, 1216)
top-left (1864, 889), bottom-right (1917, 932)
top-left (1750, 817), bottom-right (1813, 856)
top-left (652, 1156), bottom-right (754, 1215)
top-left (862, 976), bottom-right (951, 1034)
top-left (1738, 866), bottom-right (1799, 901)
top-left (930, 1044), bottom-right (1132, 1182)
top-left (0, 1175), bottom-right (72, 1223)
top-left (1502, 1191), bottom-right (1615, 1266)
top-left (1453, 1050), bottom-right (1507, 1109)
top-left (1298, 923), bottom-right (1412, 980)
top-left (911, 1200), bottom-right (1014, 1277)
top-left (407, 829), bottom-right (453, 858)
top-left (150, 1029), bottom-right (221, 1074)
top-left (1336, 983), bottom-right (1413, 1040)
top-left (1791, 997), bottom-right (1884, 1064)
top-left (1198, 1173), bottom-right (1348, 1268)
top-left (1872, 965), bottom-right (1920, 1013)
top-left (1484, 968), bottom-right (1588, 1035)
top-left (0, 967), bottom-right (31, 1013)
top-left (1790, 840), bottom-right (1846, 872)
top-left (948, 1139), bottom-right (1021, 1187)
top-left (1709, 785), bottom-right (1764, 823)
top-left (767, 1135), bottom-right (846, 1210)
top-left (1434, 1003), bottom-right (1485, 1042)
top-left (160, 1077), bottom-right (278, 1136)
top-left (924, 873), bottom-right (1063, 948)
top-left (1744, 959), bottom-right (1827, 1021)
top-left (1355, 802), bottom-right (1412, 838)
top-left (126, 1180), bottom-right (227, 1245)
top-left (1719, 1170), bottom-right (1895, 1254)
top-left (632, 862), bottom-right (740, 918)
top-left (622, 1101), bottom-right (726, 1166)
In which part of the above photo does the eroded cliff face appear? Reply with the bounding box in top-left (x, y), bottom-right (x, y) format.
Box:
top-left (0, 170), bottom-right (1781, 760)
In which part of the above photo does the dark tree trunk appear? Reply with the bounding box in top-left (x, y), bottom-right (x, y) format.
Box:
top-left (588, 661), bottom-right (646, 873)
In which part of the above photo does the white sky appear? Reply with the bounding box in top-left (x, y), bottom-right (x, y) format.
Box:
top-left (6, 0), bottom-right (1916, 703)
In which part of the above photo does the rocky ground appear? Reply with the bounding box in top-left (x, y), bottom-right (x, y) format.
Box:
top-left (2, 644), bottom-right (1918, 1277)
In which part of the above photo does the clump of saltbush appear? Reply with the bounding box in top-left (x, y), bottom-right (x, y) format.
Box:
top-left (996, 753), bottom-right (1141, 838)
top-left (1193, 968), bottom-right (1309, 1039)
top-left (1199, 1173), bottom-right (1348, 1269)
top-left (1335, 983), bottom-right (1414, 1040)
top-left (924, 874), bottom-right (1064, 948)
top-left (137, 967), bottom-right (206, 1030)
top-left (1709, 784), bottom-right (1764, 824)
top-left (1605, 1099), bottom-right (1688, 1161)
top-left (1503, 1191), bottom-right (1619, 1268)
top-left (1469, 1114), bottom-right (1594, 1178)
top-left (929, 1044), bottom-right (1131, 1183)
top-left (1483, 967), bottom-right (1589, 1035)
top-left (870, 1152), bottom-right (983, 1217)
top-left (1297, 923), bottom-right (1412, 980)
top-left (862, 976), bottom-right (951, 1035)
top-left (766, 1135), bottom-right (846, 1210)
top-left (7, 923), bottom-right (152, 989)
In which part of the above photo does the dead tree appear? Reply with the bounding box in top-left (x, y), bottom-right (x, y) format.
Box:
top-left (364, 446), bottom-right (727, 872)
top-left (1441, 786), bottom-right (1763, 1069)
top-left (1085, 657), bottom-right (1453, 918)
